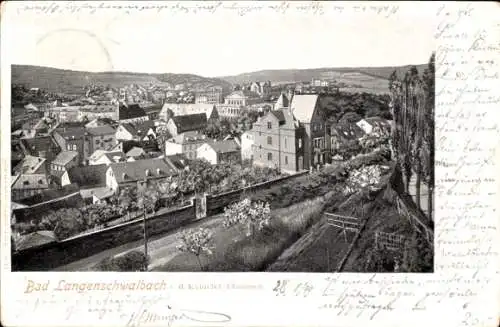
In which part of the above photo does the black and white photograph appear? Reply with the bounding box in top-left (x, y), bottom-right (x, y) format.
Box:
top-left (9, 3), bottom-right (435, 273)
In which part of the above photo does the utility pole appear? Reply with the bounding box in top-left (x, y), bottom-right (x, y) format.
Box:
top-left (138, 178), bottom-right (148, 271)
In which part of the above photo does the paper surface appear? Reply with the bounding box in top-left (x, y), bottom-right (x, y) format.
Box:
top-left (1, 1), bottom-right (499, 327)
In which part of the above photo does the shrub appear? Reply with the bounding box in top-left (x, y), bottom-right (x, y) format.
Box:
top-left (94, 250), bottom-right (149, 271)
top-left (364, 243), bottom-right (400, 272)
top-left (400, 231), bottom-right (433, 272)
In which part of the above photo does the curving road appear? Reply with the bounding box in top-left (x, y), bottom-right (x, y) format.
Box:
top-left (55, 215), bottom-right (225, 271)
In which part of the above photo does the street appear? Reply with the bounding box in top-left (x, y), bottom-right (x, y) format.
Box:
top-left (55, 215), bottom-right (225, 271)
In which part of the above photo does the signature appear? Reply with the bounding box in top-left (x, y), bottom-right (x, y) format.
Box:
top-left (126, 301), bottom-right (231, 327)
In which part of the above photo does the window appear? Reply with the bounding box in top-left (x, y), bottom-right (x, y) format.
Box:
top-left (267, 153), bottom-right (272, 161)
top-left (313, 137), bottom-right (324, 148)
top-left (267, 136), bottom-right (272, 145)
top-left (72, 144), bottom-right (77, 150)
top-left (259, 132), bottom-right (262, 136)
top-left (285, 156), bottom-right (288, 165)
top-left (284, 137), bottom-right (287, 148)
top-left (298, 139), bottom-right (302, 148)
top-left (267, 122), bottom-right (272, 129)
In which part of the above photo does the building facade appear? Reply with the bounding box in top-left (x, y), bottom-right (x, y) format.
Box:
top-left (52, 125), bottom-right (91, 166)
top-left (165, 113), bottom-right (208, 137)
top-left (251, 109), bottom-right (305, 173)
top-left (196, 140), bottom-right (241, 165)
top-left (289, 94), bottom-right (329, 170)
top-left (50, 150), bottom-right (79, 172)
top-left (195, 86), bottom-right (223, 104)
top-left (159, 103), bottom-right (218, 122)
top-left (87, 125), bottom-right (117, 153)
top-left (164, 131), bottom-right (210, 160)
top-left (240, 131), bottom-right (255, 161)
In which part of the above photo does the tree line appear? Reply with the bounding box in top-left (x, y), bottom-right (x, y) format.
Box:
top-left (389, 53), bottom-right (435, 218)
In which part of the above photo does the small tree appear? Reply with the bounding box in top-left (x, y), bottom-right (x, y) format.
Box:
top-left (176, 228), bottom-right (213, 271)
top-left (53, 209), bottom-right (86, 240)
top-left (223, 198), bottom-right (271, 237)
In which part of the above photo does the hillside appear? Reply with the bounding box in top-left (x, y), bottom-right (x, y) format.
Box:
top-left (219, 64), bottom-right (427, 94)
top-left (11, 65), bottom-right (232, 96)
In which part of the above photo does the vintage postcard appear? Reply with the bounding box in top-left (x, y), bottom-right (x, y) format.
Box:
top-left (1, 1), bottom-right (498, 327)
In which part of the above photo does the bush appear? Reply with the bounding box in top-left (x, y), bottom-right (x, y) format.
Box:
top-left (400, 231), bottom-right (433, 272)
top-left (364, 243), bottom-right (400, 272)
top-left (94, 250), bottom-right (149, 271)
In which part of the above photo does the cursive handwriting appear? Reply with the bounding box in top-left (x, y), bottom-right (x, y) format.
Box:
top-left (14, 1), bottom-right (400, 17)
top-left (126, 299), bottom-right (231, 327)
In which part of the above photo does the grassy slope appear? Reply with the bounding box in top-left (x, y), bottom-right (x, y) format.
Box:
top-left (266, 181), bottom-right (413, 272)
top-left (152, 195), bottom-right (329, 272)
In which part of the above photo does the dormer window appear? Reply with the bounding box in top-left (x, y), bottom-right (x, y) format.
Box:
top-left (23, 181), bottom-right (29, 185)
top-left (122, 173), bottom-right (128, 180)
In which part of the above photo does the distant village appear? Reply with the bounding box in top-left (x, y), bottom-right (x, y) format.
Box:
top-left (11, 77), bottom-right (391, 254)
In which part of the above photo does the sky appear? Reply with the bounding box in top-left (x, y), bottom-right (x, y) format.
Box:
top-left (4, 1), bottom-right (436, 77)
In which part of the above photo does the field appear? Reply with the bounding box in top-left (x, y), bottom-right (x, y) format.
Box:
top-left (219, 64), bottom-right (427, 94)
top-left (11, 65), bottom-right (231, 95)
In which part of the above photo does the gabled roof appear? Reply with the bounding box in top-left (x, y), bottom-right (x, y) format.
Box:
top-left (275, 93), bottom-right (290, 108)
top-left (16, 230), bottom-right (56, 251)
top-left (170, 113), bottom-right (208, 134)
top-left (20, 136), bottom-right (60, 156)
top-left (52, 151), bottom-right (78, 166)
top-left (86, 125), bottom-right (116, 136)
top-left (160, 103), bottom-right (216, 119)
top-left (66, 164), bottom-right (108, 187)
top-left (331, 123), bottom-right (366, 140)
top-left (126, 146), bottom-right (146, 157)
top-left (119, 103), bottom-right (147, 120)
top-left (18, 183), bottom-right (80, 206)
top-left (164, 154), bottom-right (189, 170)
top-left (289, 94), bottom-right (319, 123)
top-left (89, 149), bottom-right (108, 162)
top-left (119, 121), bottom-right (155, 138)
top-left (270, 110), bottom-right (286, 124)
top-left (109, 158), bottom-right (178, 184)
top-left (103, 151), bottom-right (127, 163)
top-left (12, 155), bottom-right (46, 175)
top-left (53, 126), bottom-right (87, 140)
top-left (12, 174), bottom-right (49, 190)
top-left (85, 118), bottom-right (117, 128)
top-left (205, 139), bottom-right (240, 154)
top-left (92, 187), bottom-right (115, 200)
top-left (167, 131), bottom-right (209, 145)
